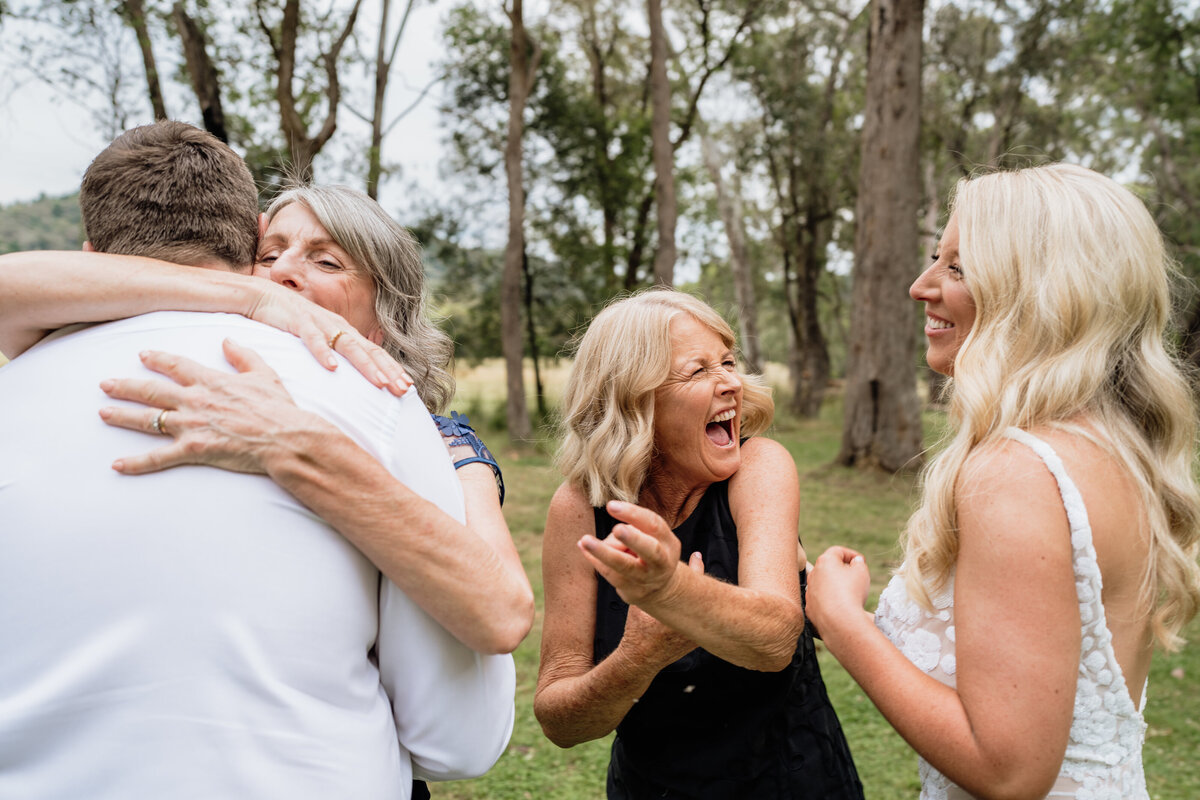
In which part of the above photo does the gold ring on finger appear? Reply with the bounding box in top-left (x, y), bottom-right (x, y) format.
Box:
top-left (152, 408), bottom-right (170, 436)
top-left (328, 330), bottom-right (347, 349)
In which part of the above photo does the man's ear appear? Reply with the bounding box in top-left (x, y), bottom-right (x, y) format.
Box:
top-left (82, 241), bottom-right (95, 252)
top-left (257, 212), bottom-right (269, 241)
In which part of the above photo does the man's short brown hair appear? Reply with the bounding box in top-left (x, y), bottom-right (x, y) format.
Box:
top-left (80, 121), bottom-right (259, 269)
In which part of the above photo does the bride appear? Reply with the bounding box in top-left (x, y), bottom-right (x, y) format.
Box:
top-left (807, 164), bottom-right (1200, 799)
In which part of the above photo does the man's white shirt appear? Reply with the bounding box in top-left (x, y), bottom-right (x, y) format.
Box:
top-left (0, 311), bottom-right (515, 799)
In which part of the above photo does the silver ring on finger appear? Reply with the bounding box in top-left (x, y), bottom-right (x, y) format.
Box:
top-left (151, 408), bottom-right (170, 436)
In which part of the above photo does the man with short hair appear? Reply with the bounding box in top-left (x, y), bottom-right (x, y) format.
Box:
top-left (77, 120), bottom-right (261, 269)
top-left (0, 121), bottom-right (514, 798)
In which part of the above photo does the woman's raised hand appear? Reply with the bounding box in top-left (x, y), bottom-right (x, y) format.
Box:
top-left (578, 500), bottom-right (688, 606)
top-left (98, 339), bottom-right (334, 475)
top-left (247, 281), bottom-right (412, 396)
top-left (804, 546), bottom-right (872, 640)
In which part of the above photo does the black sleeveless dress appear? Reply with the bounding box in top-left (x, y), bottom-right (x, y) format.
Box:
top-left (593, 480), bottom-right (863, 799)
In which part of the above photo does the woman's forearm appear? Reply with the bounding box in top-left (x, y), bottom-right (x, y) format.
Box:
top-left (263, 422), bottom-right (534, 654)
top-left (818, 612), bottom-right (1042, 800)
top-left (636, 571), bottom-right (803, 671)
top-left (0, 250), bottom-right (261, 358)
top-left (585, 489), bottom-right (804, 672)
top-left (533, 648), bottom-right (659, 748)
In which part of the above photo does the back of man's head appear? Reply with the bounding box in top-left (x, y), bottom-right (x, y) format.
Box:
top-left (80, 121), bottom-right (259, 271)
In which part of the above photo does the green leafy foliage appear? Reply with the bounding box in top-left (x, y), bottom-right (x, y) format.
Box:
top-left (0, 193), bottom-right (83, 253)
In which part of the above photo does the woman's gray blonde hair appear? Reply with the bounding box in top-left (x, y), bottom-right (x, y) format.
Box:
top-left (556, 289), bottom-right (774, 506)
top-left (902, 163), bottom-right (1200, 650)
top-left (266, 185), bottom-right (454, 412)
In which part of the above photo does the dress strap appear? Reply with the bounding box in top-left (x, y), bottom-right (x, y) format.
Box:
top-left (1001, 428), bottom-right (1095, 552)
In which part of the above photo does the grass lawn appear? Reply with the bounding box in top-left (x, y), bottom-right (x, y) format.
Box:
top-left (434, 362), bottom-right (1200, 799)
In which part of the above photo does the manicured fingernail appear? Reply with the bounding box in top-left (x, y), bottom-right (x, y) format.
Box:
top-left (376, 371), bottom-right (390, 386)
top-left (99, 407), bottom-right (112, 419)
top-left (111, 459), bottom-right (125, 472)
top-left (99, 380), bottom-right (113, 392)
top-left (326, 356), bottom-right (339, 370)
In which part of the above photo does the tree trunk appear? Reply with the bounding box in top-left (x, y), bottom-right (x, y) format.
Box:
top-left (263, 0), bottom-right (362, 181)
top-left (366, 0), bottom-right (417, 200)
top-left (767, 146), bottom-right (832, 419)
top-left (837, 0), bottom-right (926, 472)
top-left (501, 0), bottom-right (539, 440)
top-left (173, 3), bottom-right (228, 143)
top-left (700, 132), bottom-right (762, 373)
top-left (625, 189), bottom-right (654, 290)
top-left (367, 0), bottom-right (392, 200)
top-left (521, 249), bottom-right (545, 418)
top-left (579, 0), bottom-right (620, 294)
top-left (790, 212), bottom-right (831, 417)
top-left (647, 0), bottom-right (676, 286)
top-left (121, 0), bottom-right (167, 120)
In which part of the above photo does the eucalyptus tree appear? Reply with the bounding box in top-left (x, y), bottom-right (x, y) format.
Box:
top-left (4, 0), bottom-right (154, 138)
top-left (726, 0), bottom-right (864, 417)
top-left (439, 1), bottom-right (656, 308)
top-left (173, 2), bottom-right (229, 142)
top-left (918, 0), bottom-right (1088, 402)
top-left (838, 0), bottom-right (925, 471)
top-left (647, 0), bottom-right (676, 284)
top-left (700, 130), bottom-right (762, 373)
top-left (1065, 0), bottom-right (1200, 367)
top-left (555, 0), bottom-right (655, 293)
top-left (921, 0), bottom-right (1092, 196)
top-left (498, 0), bottom-right (541, 439)
top-left (357, 0), bottom-right (419, 199)
top-left (5, 0), bottom-right (374, 186)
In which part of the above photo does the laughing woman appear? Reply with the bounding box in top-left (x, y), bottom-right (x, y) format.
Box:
top-left (534, 290), bottom-right (862, 799)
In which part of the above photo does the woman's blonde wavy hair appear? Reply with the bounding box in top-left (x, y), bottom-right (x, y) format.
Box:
top-left (901, 163), bottom-right (1200, 650)
top-left (556, 289), bottom-right (774, 506)
top-left (266, 185), bottom-right (455, 412)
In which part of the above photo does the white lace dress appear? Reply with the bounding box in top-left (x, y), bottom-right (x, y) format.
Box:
top-left (874, 429), bottom-right (1148, 800)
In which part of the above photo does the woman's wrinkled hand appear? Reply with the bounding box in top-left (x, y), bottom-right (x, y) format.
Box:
top-left (578, 500), bottom-right (686, 607)
top-left (247, 282), bottom-right (412, 396)
top-left (805, 546), bottom-right (872, 640)
top-left (97, 338), bottom-right (333, 475)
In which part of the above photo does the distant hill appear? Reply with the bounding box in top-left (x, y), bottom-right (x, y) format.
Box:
top-left (0, 193), bottom-right (83, 253)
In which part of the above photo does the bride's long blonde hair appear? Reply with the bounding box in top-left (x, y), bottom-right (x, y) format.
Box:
top-left (901, 163), bottom-right (1200, 650)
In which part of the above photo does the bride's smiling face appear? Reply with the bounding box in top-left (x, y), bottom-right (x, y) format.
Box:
top-left (910, 215), bottom-right (975, 376)
top-left (253, 203), bottom-right (383, 343)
